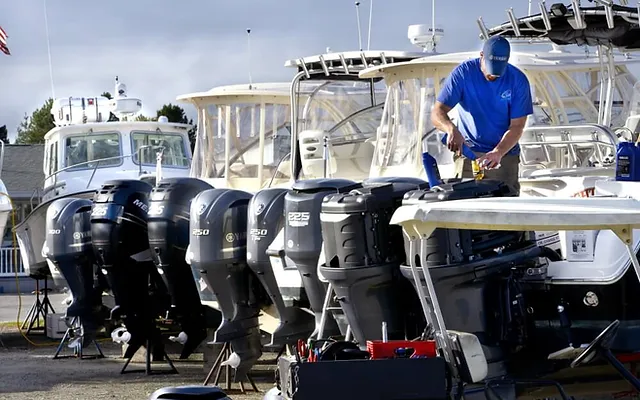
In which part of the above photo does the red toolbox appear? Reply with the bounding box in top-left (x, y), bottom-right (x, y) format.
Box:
top-left (366, 340), bottom-right (437, 359)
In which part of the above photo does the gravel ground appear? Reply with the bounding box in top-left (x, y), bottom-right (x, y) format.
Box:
top-left (0, 327), bottom-right (275, 400)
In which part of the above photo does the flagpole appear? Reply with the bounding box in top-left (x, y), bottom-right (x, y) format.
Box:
top-left (43, 0), bottom-right (56, 99)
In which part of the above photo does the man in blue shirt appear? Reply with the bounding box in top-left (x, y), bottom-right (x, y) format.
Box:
top-left (431, 36), bottom-right (533, 194)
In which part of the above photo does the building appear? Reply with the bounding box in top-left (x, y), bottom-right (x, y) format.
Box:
top-left (0, 144), bottom-right (44, 293)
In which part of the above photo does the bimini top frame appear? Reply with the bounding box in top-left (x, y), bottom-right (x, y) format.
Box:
top-left (285, 51), bottom-right (425, 181)
top-left (479, 1), bottom-right (640, 126)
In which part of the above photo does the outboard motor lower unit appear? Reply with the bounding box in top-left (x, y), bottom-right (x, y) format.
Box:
top-left (246, 188), bottom-right (315, 346)
top-left (43, 197), bottom-right (108, 345)
top-left (147, 177), bottom-right (220, 359)
top-left (90, 179), bottom-right (170, 360)
top-left (283, 178), bottom-right (362, 337)
top-left (189, 188), bottom-right (261, 379)
top-left (319, 177), bottom-right (428, 347)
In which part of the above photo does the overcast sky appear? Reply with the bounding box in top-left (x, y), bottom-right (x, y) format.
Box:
top-left (0, 0), bottom-right (582, 141)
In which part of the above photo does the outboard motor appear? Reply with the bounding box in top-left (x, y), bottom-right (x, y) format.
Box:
top-left (399, 179), bottom-right (532, 378)
top-left (90, 179), bottom-right (170, 360)
top-left (246, 188), bottom-right (314, 346)
top-left (43, 197), bottom-right (108, 346)
top-left (147, 177), bottom-right (220, 359)
top-left (283, 178), bottom-right (361, 338)
top-left (189, 188), bottom-right (261, 378)
top-left (319, 177), bottom-right (428, 348)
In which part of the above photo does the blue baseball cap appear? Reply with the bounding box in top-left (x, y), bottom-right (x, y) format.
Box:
top-left (483, 36), bottom-right (511, 76)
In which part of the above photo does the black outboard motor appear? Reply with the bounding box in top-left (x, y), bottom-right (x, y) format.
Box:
top-left (147, 177), bottom-right (220, 359)
top-left (44, 197), bottom-right (107, 346)
top-left (189, 188), bottom-right (261, 378)
top-left (399, 179), bottom-right (530, 378)
top-left (319, 177), bottom-right (428, 348)
top-left (283, 178), bottom-right (362, 338)
top-left (90, 179), bottom-right (170, 360)
top-left (246, 188), bottom-right (315, 346)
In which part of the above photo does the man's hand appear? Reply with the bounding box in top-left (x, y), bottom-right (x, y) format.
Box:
top-left (447, 128), bottom-right (465, 155)
top-left (477, 149), bottom-right (503, 170)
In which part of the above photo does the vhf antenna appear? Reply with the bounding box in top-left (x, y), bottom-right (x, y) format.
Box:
top-left (355, 2), bottom-right (363, 51)
top-left (247, 28), bottom-right (253, 89)
top-left (367, 0), bottom-right (373, 50)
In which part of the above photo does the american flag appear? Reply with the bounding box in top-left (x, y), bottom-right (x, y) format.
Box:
top-left (0, 26), bottom-right (10, 56)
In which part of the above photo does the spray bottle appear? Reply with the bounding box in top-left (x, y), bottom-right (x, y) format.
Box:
top-left (440, 134), bottom-right (484, 180)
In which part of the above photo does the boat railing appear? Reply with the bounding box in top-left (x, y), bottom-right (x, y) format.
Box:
top-left (519, 123), bottom-right (618, 170)
top-left (0, 247), bottom-right (26, 277)
top-left (30, 146), bottom-right (191, 209)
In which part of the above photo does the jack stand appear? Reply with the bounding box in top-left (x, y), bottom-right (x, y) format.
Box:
top-left (120, 338), bottom-right (179, 375)
top-left (203, 341), bottom-right (259, 393)
top-left (21, 277), bottom-right (55, 334)
top-left (53, 317), bottom-right (105, 360)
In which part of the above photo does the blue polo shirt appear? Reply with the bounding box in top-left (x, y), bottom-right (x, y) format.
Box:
top-left (436, 58), bottom-right (533, 155)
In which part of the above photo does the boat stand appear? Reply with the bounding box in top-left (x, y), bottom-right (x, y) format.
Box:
top-left (120, 339), bottom-right (179, 375)
top-left (203, 341), bottom-right (259, 393)
top-left (21, 277), bottom-right (55, 334)
top-left (52, 316), bottom-right (104, 360)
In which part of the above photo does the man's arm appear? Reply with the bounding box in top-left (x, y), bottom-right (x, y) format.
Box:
top-left (432, 65), bottom-right (464, 152)
top-left (493, 116), bottom-right (527, 157)
top-left (430, 101), bottom-right (457, 135)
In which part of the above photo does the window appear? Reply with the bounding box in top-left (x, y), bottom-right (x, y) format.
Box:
top-left (64, 133), bottom-right (121, 169)
top-left (131, 131), bottom-right (189, 168)
top-left (47, 141), bottom-right (58, 176)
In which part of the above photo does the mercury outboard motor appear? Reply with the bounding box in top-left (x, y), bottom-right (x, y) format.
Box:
top-left (147, 177), bottom-right (220, 359)
top-left (189, 188), bottom-right (261, 379)
top-left (319, 177), bottom-right (428, 348)
top-left (43, 197), bottom-right (107, 346)
top-left (246, 188), bottom-right (314, 346)
top-left (283, 178), bottom-right (361, 338)
top-left (90, 179), bottom-right (169, 361)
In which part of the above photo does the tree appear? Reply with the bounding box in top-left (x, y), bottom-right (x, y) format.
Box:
top-left (0, 125), bottom-right (9, 144)
top-left (15, 98), bottom-right (55, 144)
top-left (156, 103), bottom-right (196, 151)
top-left (101, 92), bottom-right (113, 100)
top-left (135, 114), bottom-right (154, 121)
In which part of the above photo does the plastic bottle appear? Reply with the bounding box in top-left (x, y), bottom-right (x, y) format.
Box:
top-left (616, 142), bottom-right (636, 181)
top-left (635, 143), bottom-right (640, 182)
top-left (440, 134), bottom-right (484, 180)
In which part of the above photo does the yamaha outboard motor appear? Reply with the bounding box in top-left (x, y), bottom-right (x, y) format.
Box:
top-left (90, 179), bottom-right (170, 360)
top-left (147, 177), bottom-right (220, 359)
top-left (399, 179), bottom-right (529, 378)
top-left (189, 188), bottom-right (261, 378)
top-left (319, 177), bottom-right (428, 348)
top-left (246, 188), bottom-right (314, 346)
top-left (43, 197), bottom-right (108, 346)
top-left (283, 178), bottom-right (361, 338)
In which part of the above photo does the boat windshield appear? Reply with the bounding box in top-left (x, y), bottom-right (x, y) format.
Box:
top-left (131, 130), bottom-right (190, 168)
top-left (190, 101), bottom-right (292, 184)
top-left (63, 132), bottom-right (122, 170)
top-left (296, 80), bottom-right (384, 140)
top-left (371, 77), bottom-right (450, 177)
top-left (294, 80), bottom-right (386, 180)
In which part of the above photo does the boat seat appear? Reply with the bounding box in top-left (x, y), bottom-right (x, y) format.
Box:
top-left (148, 385), bottom-right (231, 400)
